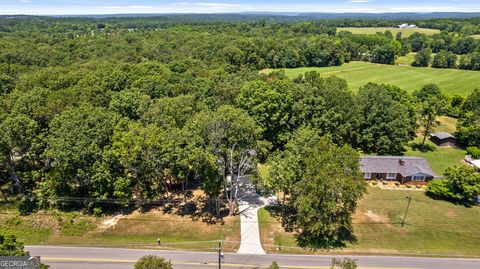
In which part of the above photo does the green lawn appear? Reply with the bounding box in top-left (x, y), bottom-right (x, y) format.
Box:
top-left (0, 200), bottom-right (240, 251)
top-left (259, 187), bottom-right (480, 257)
top-left (266, 61), bottom-right (480, 96)
top-left (435, 116), bottom-right (458, 134)
top-left (396, 53), bottom-right (417, 66)
top-left (405, 136), bottom-right (466, 176)
top-left (337, 27), bottom-right (440, 37)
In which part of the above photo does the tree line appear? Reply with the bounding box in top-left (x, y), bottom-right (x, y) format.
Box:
top-left (1, 17), bottom-right (479, 74)
top-left (1, 57), bottom-right (479, 214)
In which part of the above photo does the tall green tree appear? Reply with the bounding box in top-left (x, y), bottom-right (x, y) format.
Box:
top-left (457, 89), bottom-right (480, 147)
top-left (357, 83), bottom-right (416, 155)
top-left (371, 45), bottom-right (396, 64)
top-left (40, 106), bottom-right (116, 208)
top-left (0, 114), bottom-right (38, 192)
top-left (268, 129), bottom-right (366, 249)
top-left (237, 77), bottom-right (297, 150)
top-left (112, 121), bottom-right (197, 200)
top-left (412, 48), bottom-right (432, 67)
top-left (413, 84), bottom-right (446, 145)
top-left (295, 72), bottom-right (359, 145)
top-left (109, 88), bottom-right (151, 120)
top-left (431, 50), bottom-right (457, 69)
top-left (186, 105), bottom-right (262, 214)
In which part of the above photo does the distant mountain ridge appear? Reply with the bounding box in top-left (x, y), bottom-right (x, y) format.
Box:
top-left (1, 12), bottom-right (480, 20)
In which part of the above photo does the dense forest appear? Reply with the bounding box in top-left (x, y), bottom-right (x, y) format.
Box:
top-left (0, 15), bottom-right (479, 221)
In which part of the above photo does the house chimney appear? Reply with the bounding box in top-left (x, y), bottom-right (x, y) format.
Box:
top-left (399, 158), bottom-right (405, 166)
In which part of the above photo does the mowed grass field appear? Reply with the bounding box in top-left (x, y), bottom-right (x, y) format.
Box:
top-left (262, 61), bottom-right (480, 96)
top-left (337, 27), bottom-right (440, 37)
top-left (259, 187), bottom-right (480, 257)
top-left (0, 200), bottom-right (240, 251)
top-left (406, 116), bottom-right (465, 175)
top-left (395, 53), bottom-right (417, 65)
top-left (405, 136), bottom-right (466, 175)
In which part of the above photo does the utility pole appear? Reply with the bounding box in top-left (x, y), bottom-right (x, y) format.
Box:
top-left (217, 241), bottom-right (222, 269)
top-left (401, 194), bottom-right (412, 228)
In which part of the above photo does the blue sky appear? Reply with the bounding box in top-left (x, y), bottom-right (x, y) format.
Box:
top-left (1, 0), bottom-right (479, 15)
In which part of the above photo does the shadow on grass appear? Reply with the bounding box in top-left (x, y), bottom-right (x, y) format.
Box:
top-left (410, 142), bottom-right (437, 152)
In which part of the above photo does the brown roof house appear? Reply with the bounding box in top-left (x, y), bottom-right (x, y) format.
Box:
top-left (430, 132), bottom-right (457, 146)
top-left (360, 156), bottom-right (437, 184)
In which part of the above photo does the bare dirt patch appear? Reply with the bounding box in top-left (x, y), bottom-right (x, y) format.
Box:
top-left (445, 210), bottom-right (457, 219)
top-left (364, 210), bottom-right (389, 224)
top-left (100, 214), bottom-right (123, 229)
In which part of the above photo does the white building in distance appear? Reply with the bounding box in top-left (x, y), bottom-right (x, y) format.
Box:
top-left (398, 23), bottom-right (417, 28)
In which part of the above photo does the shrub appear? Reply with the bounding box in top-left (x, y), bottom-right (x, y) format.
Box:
top-left (427, 166), bottom-right (480, 206)
top-left (427, 179), bottom-right (453, 200)
top-left (382, 180), bottom-right (389, 185)
top-left (331, 258), bottom-right (358, 269)
top-left (467, 146), bottom-right (480, 159)
top-left (93, 207), bottom-right (103, 217)
top-left (371, 181), bottom-right (378, 186)
top-left (18, 194), bottom-right (37, 215)
top-left (269, 261), bottom-right (280, 269)
top-left (135, 255), bottom-right (172, 269)
top-left (394, 182), bottom-right (400, 187)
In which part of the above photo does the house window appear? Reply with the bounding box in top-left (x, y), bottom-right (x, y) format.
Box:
top-left (386, 173), bottom-right (397, 180)
top-left (412, 175), bottom-right (426, 181)
top-left (364, 173), bottom-right (371, 179)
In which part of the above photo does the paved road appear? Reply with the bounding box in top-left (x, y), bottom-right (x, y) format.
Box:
top-left (27, 246), bottom-right (480, 269)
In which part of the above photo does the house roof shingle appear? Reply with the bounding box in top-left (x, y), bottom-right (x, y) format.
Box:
top-left (360, 156), bottom-right (437, 177)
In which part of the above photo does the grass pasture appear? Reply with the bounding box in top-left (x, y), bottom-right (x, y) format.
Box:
top-left (259, 187), bottom-right (480, 257)
top-left (405, 136), bottom-right (466, 176)
top-left (0, 199), bottom-right (240, 251)
top-left (435, 116), bottom-right (458, 134)
top-left (264, 61), bottom-right (480, 96)
top-left (337, 27), bottom-right (440, 37)
top-left (396, 52), bottom-right (416, 66)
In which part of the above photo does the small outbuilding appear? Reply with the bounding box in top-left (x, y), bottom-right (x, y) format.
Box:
top-left (430, 132), bottom-right (457, 147)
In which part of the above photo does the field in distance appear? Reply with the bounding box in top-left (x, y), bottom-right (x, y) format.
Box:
top-left (261, 61), bottom-right (480, 96)
top-left (337, 27), bottom-right (441, 37)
